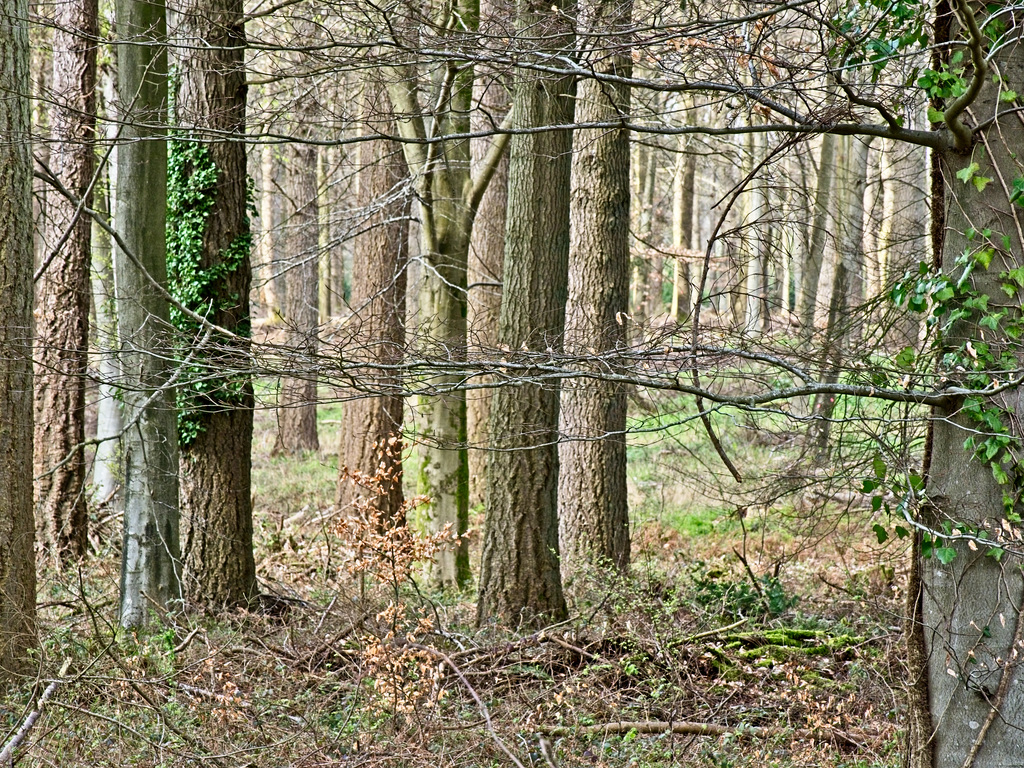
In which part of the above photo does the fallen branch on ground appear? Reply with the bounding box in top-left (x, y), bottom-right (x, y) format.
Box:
top-left (0, 661), bottom-right (69, 767)
top-left (538, 719), bottom-right (872, 749)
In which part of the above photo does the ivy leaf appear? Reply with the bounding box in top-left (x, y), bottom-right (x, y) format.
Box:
top-left (894, 345), bottom-right (916, 369)
top-left (1009, 177), bottom-right (1024, 207)
top-left (935, 546), bottom-right (958, 564)
top-left (956, 162), bottom-right (980, 183)
top-left (873, 454), bottom-right (887, 480)
top-left (972, 175), bottom-right (992, 193)
top-left (1000, 90), bottom-right (1018, 103)
top-left (873, 524), bottom-right (889, 544)
top-left (927, 106), bottom-right (945, 123)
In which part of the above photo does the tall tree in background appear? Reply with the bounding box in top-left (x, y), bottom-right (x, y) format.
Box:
top-left (797, 134), bottom-right (836, 336)
top-left (91, 67), bottom-right (123, 510)
top-left (0, 0), bottom-right (38, 676)
top-left (169, 0), bottom-right (257, 608)
top-left (275, 98), bottom-right (320, 453)
top-left (114, 0), bottom-right (181, 627)
top-left (466, 9), bottom-right (510, 508)
top-left (34, 0), bottom-right (98, 561)
top-left (557, 0), bottom-right (631, 577)
top-left (670, 144), bottom-right (696, 322)
top-left (385, 1), bottom-right (511, 587)
top-left (477, 0), bottom-right (574, 626)
top-left (338, 80), bottom-right (409, 523)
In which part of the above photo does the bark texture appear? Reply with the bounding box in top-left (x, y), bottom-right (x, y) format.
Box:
top-left (172, 0), bottom-right (256, 608)
top-left (466, 0), bottom-right (510, 508)
top-left (477, 0), bottom-right (574, 626)
top-left (275, 130), bottom-right (320, 453)
top-left (557, 0), bottom-right (631, 578)
top-left (34, 0), bottom-right (98, 561)
top-left (114, 0), bottom-right (181, 627)
top-left (919, 34), bottom-right (1024, 768)
top-left (0, 0), bottom-right (38, 676)
top-left (338, 82), bottom-right (408, 524)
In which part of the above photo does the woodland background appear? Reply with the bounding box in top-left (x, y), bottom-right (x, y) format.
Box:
top-left (2, 0), bottom-right (1023, 765)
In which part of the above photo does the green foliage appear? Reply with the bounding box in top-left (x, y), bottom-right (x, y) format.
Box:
top-left (882, 239), bottom-right (1024, 557)
top-left (166, 138), bottom-right (252, 446)
top-left (833, 0), bottom-right (926, 78)
top-left (690, 563), bottom-right (798, 618)
top-left (918, 51), bottom-right (967, 102)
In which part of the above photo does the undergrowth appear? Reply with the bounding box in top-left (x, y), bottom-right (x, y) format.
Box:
top-left (1, 391), bottom-right (908, 767)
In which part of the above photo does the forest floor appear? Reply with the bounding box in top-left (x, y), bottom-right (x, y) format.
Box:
top-left (3, 388), bottom-right (910, 767)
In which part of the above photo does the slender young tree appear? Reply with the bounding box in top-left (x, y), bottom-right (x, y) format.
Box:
top-left (557, 0), bottom-right (632, 577)
top-left (34, 0), bottom-right (99, 561)
top-left (91, 67), bottom-right (122, 510)
top-left (670, 146), bottom-right (696, 322)
top-left (385, 3), bottom-right (512, 586)
top-left (338, 80), bottom-right (409, 522)
top-left (0, 0), bottom-right (38, 676)
top-left (169, 0), bottom-right (257, 608)
top-left (809, 135), bottom-right (870, 456)
top-left (477, 0), bottom-right (574, 626)
top-left (114, 0), bottom-right (181, 627)
top-left (797, 134), bottom-right (836, 336)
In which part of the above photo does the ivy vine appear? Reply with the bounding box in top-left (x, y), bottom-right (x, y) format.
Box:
top-left (166, 138), bottom-right (252, 447)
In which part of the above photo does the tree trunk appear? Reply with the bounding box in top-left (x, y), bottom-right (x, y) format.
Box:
top-left (258, 143), bottom-right (284, 321)
top-left (467, 1), bottom-right (510, 509)
top-left (0, 0), bottom-right (38, 676)
top-left (809, 135), bottom-right (869, 456)
top-left (557, 0), bottom-right (631, 579)
top-left (918, 35), bottom-right (1024, 768)
top-left (797, 133), bottom-right (836, 336)
top-left (477, 0), bottom-right (573, 627)
top-left (338, 81), bottom-right (409, 525)
top-left (318, 148), bottom-right (332, 322)
top-left (408, 69), bottom-right (473, 589)
top-left (114, 0), bottom-right (181, 628)
top-left (670, 148), bottom-right (696, 323)
top-left (744, 131), bottom-right (769, 334)
top-left (630, 143), bottom-right (656, 333)
top-left (34, 0), bottom-right (98, 562)
top-left (170, 0), bottom-right (256, 609)
top-left (91, 157), bottom-right (122, 511)
top-left (275, 133), bottom-right (320, 453)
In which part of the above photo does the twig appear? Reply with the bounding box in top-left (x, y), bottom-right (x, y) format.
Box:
top-left (173, 627), bottom-right (203, 655)
top-left (733, 547), bottom-right (772, 614)
top-left (0, 661), bottom-right (69, 767)
top-left (541, 632), bottom-right (601, 661)
top-left (407, 642), bottom-right (530, 768)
